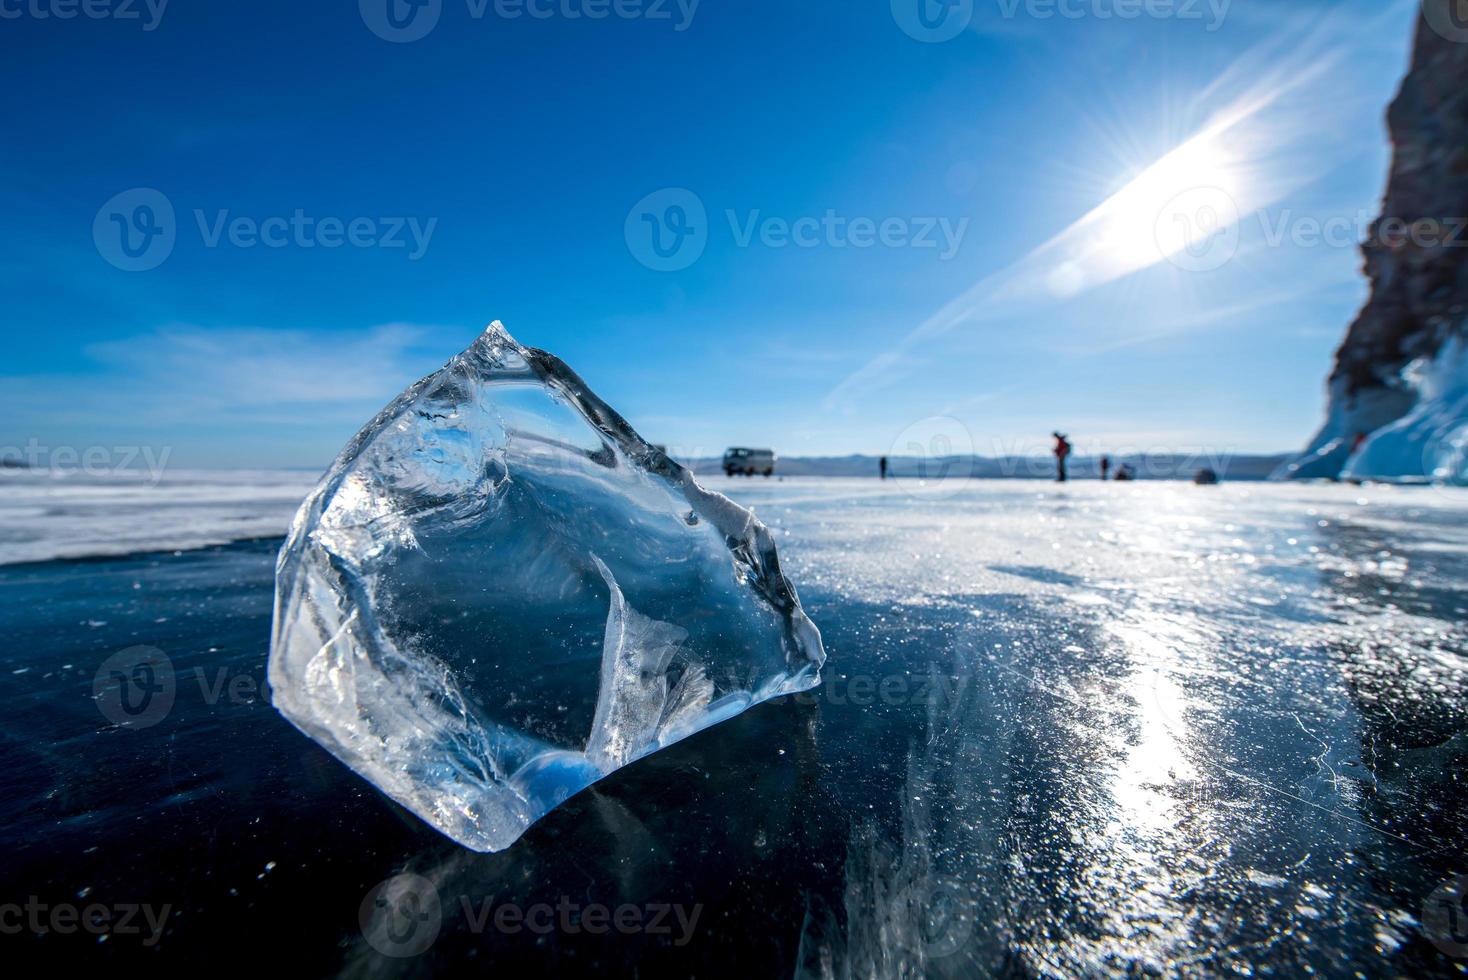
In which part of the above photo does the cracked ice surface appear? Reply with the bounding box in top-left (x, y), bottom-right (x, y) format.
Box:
top-left (268, 323), bottom-right (824, 852)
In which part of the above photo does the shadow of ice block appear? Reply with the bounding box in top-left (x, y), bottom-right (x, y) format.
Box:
top-left (268, 322), bottom-right (825, 852)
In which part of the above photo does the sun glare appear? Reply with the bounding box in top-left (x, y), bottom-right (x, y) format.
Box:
top-left (1043, 131), bottom-right (1247, 298)
top-left (1102, 134), bottom-right (1245, 269)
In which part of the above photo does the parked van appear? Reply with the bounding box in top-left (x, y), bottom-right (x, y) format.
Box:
top-left (723, 447), bottom-right (776, 477)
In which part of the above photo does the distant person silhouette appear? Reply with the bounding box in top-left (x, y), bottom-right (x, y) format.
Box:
top-left (1053, 432), bottom-right (1072, 483)
top-left (879, 456), bottom-right (888, 480)
top-left (1100, 455), bottom-right (1111, 481)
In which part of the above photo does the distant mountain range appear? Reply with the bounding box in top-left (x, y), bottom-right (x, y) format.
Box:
top-left (681, 453), bottom-right (1290, 481)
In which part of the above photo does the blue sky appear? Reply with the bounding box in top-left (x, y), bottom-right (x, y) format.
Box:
top-left (0, 0), bottom-right (1423, 467)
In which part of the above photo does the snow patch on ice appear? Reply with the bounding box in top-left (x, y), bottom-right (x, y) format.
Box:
top-left (0, 468), bottom-right (318, 566)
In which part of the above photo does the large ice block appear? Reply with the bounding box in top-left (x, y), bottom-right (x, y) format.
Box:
top-left (268, 323), bottom-right (825, 852)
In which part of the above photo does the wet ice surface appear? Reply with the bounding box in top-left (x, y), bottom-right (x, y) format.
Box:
top-left (758, 477), bottom-right (1468, 977)
top-left (2, 477), bottom-right (1467, 976)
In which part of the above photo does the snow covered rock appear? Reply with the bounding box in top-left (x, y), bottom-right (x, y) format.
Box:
top-left (1342, 333), bottom-right (1468, 483)
top-left (1281, 2), bottom-right (1468, 484)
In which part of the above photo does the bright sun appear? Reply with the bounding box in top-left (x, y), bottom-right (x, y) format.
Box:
top-left (1045, 131), bottom-right (1247, 297)
top-left (1104, 135), bottom-right (1244, 266)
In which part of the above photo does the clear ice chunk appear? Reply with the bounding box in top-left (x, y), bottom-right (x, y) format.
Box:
top-left (268, 322), bottom-right (825, 852)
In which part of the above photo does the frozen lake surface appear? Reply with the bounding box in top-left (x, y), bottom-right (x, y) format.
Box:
top-left (0, 468), bottom-right (318, 565)
top-left (2, 476), bottom-right (1466, 975)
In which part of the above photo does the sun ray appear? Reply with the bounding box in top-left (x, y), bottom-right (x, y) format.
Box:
top-left (822, 0), bottom-right (1418, 413)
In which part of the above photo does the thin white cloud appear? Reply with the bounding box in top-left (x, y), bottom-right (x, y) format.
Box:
top-left (0, 324), bottom-right (466, 463)
top-left (83, 323), bottom-right (445, 410)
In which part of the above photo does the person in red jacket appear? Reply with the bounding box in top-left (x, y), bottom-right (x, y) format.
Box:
top-left (1053, 432), bottom-right (1072, 483)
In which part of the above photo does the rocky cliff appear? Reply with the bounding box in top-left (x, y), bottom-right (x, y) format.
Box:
top-left (1280, 1), bottom-right (1468, 482)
